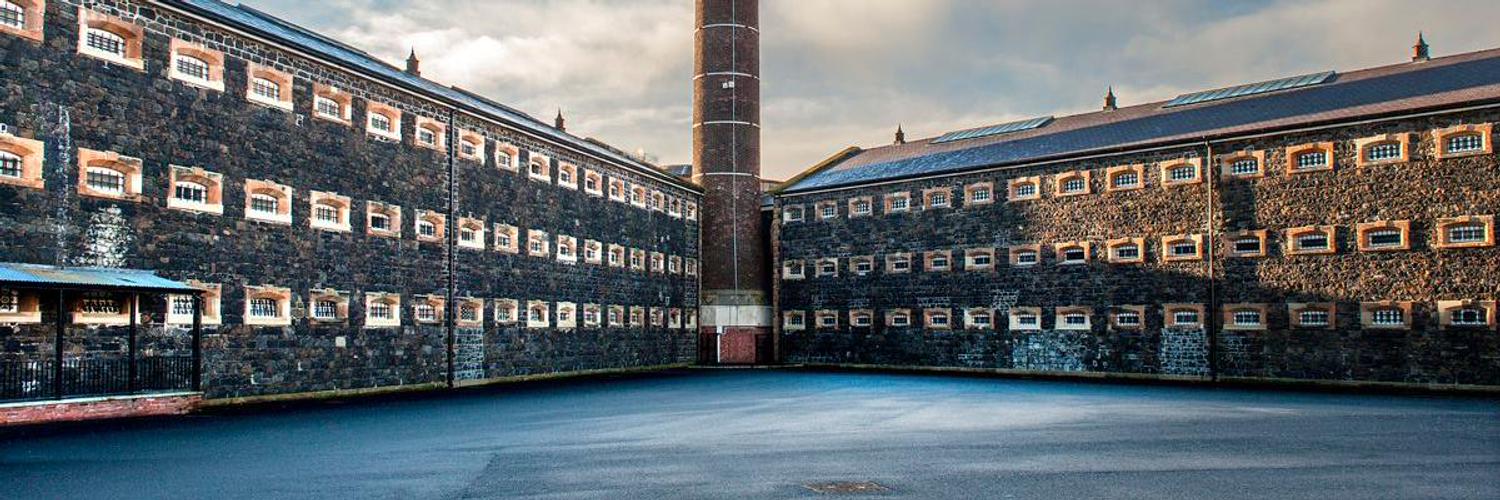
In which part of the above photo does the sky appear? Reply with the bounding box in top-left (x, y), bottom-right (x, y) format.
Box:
top-left (247, 0), bottom-right (1500, 180)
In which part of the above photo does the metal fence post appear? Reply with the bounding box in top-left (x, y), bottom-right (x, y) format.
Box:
top-left (54, 290), bottom-right (65, 399)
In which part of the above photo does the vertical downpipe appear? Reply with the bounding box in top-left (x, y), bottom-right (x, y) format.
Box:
top-left (54, 291), bottom-right (65, 399)
top-left (444, 109), bottom-right (458, 388)
top-left (128, 293), bottom-right (138, 393)
top-left (192, 295), bottom-right (203, 392)
top-left (1203, 141), bottom-right (1219, 382)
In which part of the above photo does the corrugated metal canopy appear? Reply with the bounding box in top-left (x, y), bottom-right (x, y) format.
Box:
top-left (0, 263), bottom-right (201, 294)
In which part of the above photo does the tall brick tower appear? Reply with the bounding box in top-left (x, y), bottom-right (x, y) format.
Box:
top-left (693, 0), bottom-right (771, 364)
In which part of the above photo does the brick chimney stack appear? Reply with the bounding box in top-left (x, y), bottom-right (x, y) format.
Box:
top-left (405, 48), bottom-right (420, 76)
top-left (693, 0), bottom-right (771, 364)
top-left (1412, 32), bottom-right (1430, 62)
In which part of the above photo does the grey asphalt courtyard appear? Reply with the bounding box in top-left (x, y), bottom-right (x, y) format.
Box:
top-left (1, 369), bottom-right (1496, 499)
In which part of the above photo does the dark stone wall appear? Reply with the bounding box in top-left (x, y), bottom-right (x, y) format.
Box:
top-left (0, 0), bottom-right (699, 400)
top-left (776, 108), bottom-right (1500, 387)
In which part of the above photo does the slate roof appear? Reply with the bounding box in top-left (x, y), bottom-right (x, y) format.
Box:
top-left (781, 48), bottom-right (1500, 194)
top-left (166, 1), bottom-right (697, 191)
top-left (0, 263), bottom-right (201, 293)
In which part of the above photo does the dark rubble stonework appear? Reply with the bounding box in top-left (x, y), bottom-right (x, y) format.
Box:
top-left (0, 0), bottom-right (699, 399)
top-left (775, 108), bottom-right (1500, 387)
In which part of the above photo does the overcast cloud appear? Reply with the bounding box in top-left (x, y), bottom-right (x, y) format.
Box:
top-left (247, 0), bottom-right (1500, 180)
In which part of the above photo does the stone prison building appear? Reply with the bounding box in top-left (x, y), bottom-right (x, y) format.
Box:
top-left (0, 0), bottom-right (1496, 419)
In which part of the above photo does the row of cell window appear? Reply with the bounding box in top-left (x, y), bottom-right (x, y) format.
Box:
top-left (0, 6), bottom-right (696, 220)
top-left (0, 286), bottom-right (696, 330)
top-left (782, 125), bottom-right (1494, 222)
top-left (781, 216), bottom-right (1495, 278)
top-left (782, 300), bottom-right (1496, 332)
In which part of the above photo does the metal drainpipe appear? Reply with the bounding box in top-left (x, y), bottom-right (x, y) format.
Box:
top-left (1203, 140), bottom-right (1219, 382)
top-left (444, 108), bottom-right (458, 389)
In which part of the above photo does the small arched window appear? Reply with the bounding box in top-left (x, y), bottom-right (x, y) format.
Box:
top-left (315, 96), bottom-right (343, 120)
top-left (84, 166), bottom-right (126, 194)
top-left (84, 27), bottom-right (126, 57)
top-left (0, 2), bottom-right (25, 30)
top-left (174, 181), bottom-right (207, 204)
top-left (249, 194), bottom-right (280, 215)
top-left (250, 78), bottom-right (280, 101)
top-left (175, 55), bottom-right (211, 82)
top-left (369, 113), bottom-right (392, 132)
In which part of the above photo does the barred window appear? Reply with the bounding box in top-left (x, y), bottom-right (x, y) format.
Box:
top-left (369, 114), bottom-right (393, 133)
top-left (0, 151), bottom-right (20, 178)
top-left (313, 203), bottom-right (340, 223)
top-left (1229, 158), bottom-right (1259, 176)
top-left (1114, 312), bottom-right (1141, 327)
top-left (1299, 310), bottom-right (1330, 327)
top-left (170, 295), bottom-right (194, 317)
top-left (1170, 241), bottom-right (1198, 257)
top-left (81, 297), bottom-right (120, 315)
top-left (369, 213), bottom-right (391, 231)
top-left (175, 56), bottom-right (211, 82)
top-left (313, 300), bottom-right (339, 320)
top-left (1363, 142), bottom-right (1402, 162)
top-left (929, 193), bottom-right (949, 207)
top-left (1112, 244), bottom-right (1139, 260)
top-left (970, 313), bottom-right (991, 327)
top-left (890, 312), bottom-right (911, 327)
top-left (1167, 165), bottom-right (1196, 181)
top-left (818, 314), bottom-right (837, 327)
top-left (85, 29), bottom-right (126, 57)
top-left (369, 301), bottom-right (393, 320)
top-left (853, 200), bottom-right (871, 215)
top-left (459, 227), bottom-right (478, 244)
top-left (415, 303), bottom-right (437, 322)
top-left (970, 188), bottom-right (991, 202)
top-left (1112, 172), bottom-right (1139, 188)
top-left (0, 2), bottom-right (23, 30)
top-left (248, 298), bottom-right (279, 319)
top-left (1013, 183), bottom-right (1037, 198)
top-left (971, 253), bottom-right (993, 267)
top-left (418, 128), bottom-right (437, 146)
top-left (1015, 314), bottom-right (1039, 327)
top-left (889, 256), bottom-right (911, 272)
top-left (1062, 312), bottom-right (1088, 326)
top-left (1296, 233), bottom-right (1329, 251)
top-left (852, 313), bottom-right (872, 327)
top-left (85, 167), bottom-right (126, 194)
top-left (314, 97), bottom-right (342, 119)
top-left (854, 259), bottom-right (873, 274)
top-left (1452, 308), bottom-right (1487, 326)
top-left (821, 205), bottom-right (836, 218)
top-left (784, 206), bottom-right (804, 221)
top-left (249, 194), bottom-right (279, 215)
top-left (495, 152), bottom-right (512, 169)
top-left (1060, 247), bottom-right (1087, 263)
top-left (417, 220), bottom-right (437, 238)
top-left (1449, 224), bottom-right (1487, 243)
top-left (929, 312), bottom-right (950, 327)
top-left (460, 141), bottom-right (479, 157)
top-left (250, 78), bottom-right (280, 101)
top-left (1372, 308), bottom-right (1403, 326)
top-left (0, 289), bottom-right (19, 313)
top-left (929, 255), bottom-right (949, 270)
top-left (1367, 229), bottom-right (1403, 248)
top-left (890, 197), bottom-right (910, 211)
top-left (1172, 311), bottom-right (1200, 326)
top-left (1232, 310), bottom-right (1262, 327)
top-left (1230, 238), bottom-right (1259, 255)
top-left (1014, 250), bottom-right (1039, 265)
top-left (1061, 178), bottom-right (1086, 193)
top-left (1445, 134), bottom-right (1483, 154)
top-left (1294, 151), bottom-right (1327, 170)
top-left (174, 182), bottom-right (207, 204)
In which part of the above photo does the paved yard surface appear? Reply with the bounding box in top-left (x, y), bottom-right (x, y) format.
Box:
top-left (1, 369), bottom-right (1496, 499)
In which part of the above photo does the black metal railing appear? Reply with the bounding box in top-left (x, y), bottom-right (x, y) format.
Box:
top-left (1, 355), bottom-right (195, 403)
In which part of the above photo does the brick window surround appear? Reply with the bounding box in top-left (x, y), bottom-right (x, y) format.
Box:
top-left (1217, 150), bottom-right (1266, 179)
top-left (1054, 241), bottom-right (1091, 265)
top-left (965, 182), bottom-right (995, 205)
top-left (1353, 133), bottom-right (1411, 167)
top-left (0, 133), bottom-right (44, 190)
top-left (0, 288), bottom-right (41, 324)
top-left (77, 148), bottom-right (143, 201)
top-left (1105, 237), bottom-right (1145, 264)
top-left (1356, 220), bottom-right (1411, 252)
top-left (782, 204), bottom-right (805, 222)
top-left (1436, 300), bottom-right (1496, 330)
top-left (1008, 176), bottom-right (1041, 202)
top-left (883, 192), bottom-right (911, 213)
top-left (456, 217), bottom-right (485, 250)
top-left (849, 309), bottom-right (874, 328)
top-left (815, 310), bottom-right (839, 329)
top-left (0, 0), bottom-right (43, 43)
top-left (166, 281), bottom-right (221, 326)
top-left (1222, 303), bottom-right (1269, 331)
top-left (1161, 234), bottom-right (1204, 262)
top-left (414, 210), bottom-right (446, 243)
top-left (495, 299), bottom-right (520, 325)
top-left (964, 247), bottom-right (996, 271)
top-left (1289, 303), bottom-right (1336, 330)
top-left (1009, 244), bottom-right (1042, 267)
top-left (1053, 170), bottom-right (1091, 197)
top-left (312, 84), bottom-right (354, 124)
top-left (847, 196), bottom-right (874, 218)
top-left (924, 250), bottom-right (952, 272)
top-left (583, 170), bottom-right (604, 197)
top-left (963, 308), bottom-right (994, 330)
top-left (77, 8), bottom-right (144, 70)
top-left (167, 39), bottom-right (225, 92)
top-left (886, 309), bottom-right (913, 327)
top-left (366, 201), bottom-right (402, 238)
top-left (1225, 230), bottom-right (1269, 258)
top-left (458, 130), bottom-right (485, 162)
top-left (361, 292), bottom-right (399, 327)
top-left (1433, 215), bottom-right (1495, 249)
top-left (414, 117), bottom-right (446, 150)
top-left (456, 298), bottom-right (485, 328)
top-left (1055, 306), bottom-right (1092, 331)
top-left (526, 300), bottom-right (551, 328)
top-left (1008, 307), bottom-right (1043, 331)
top-left (886, 253), bottom-right (913, 274)
top-left (580, 303), bottom-right (603, 328)
top-left (783, 311), bottom-right (806, 331)
top-left (1105, 164), bottom-right (1144, 192)
top-left (167, 166), bottom-right (224, 215)
top-left (815, 200), bottom-right (838, 220)
top-left (1431, 123), bottom-right (1493, 159)
top-left (557, 302), bottom-right (577, 329)
top-left (629, 248), bottom-right (647, 272)
top-left (1109, 305), bottom-right (1146, 330)
top-left (1160, 158), bottom-right (1204, 187)
top-left (1285, 142), bottom-right (1335, 174)
top-left (307, 289), bottom-right (350, 324)
top-left (1284, 225), bottom-right (1338, 256)
top-left (71, 292), bottom-right (135, 326)
top-left (309, 191), bottom-right (352, 233)
top-left (630, 185), bottom-right (649, 208)
top-left (496, 143), bottom-right (521, 172)
top-left (558, 163), bottom-right (579, 190)
top-left (922, 187), bottom-right (954, 209)
top-left (1163, 303), bottom-right (1205, 328)
top-left (848, 255), bottom-right (875, 276)
top-left (245, 64), bottom-right (295, 112)
top-left (364, 101), bottom-right (403, 141)
top-left (585, 240), bottom-right (604, 265)
top-left (1360, 300), bottom-right (1413, 330)
top-left (782, 259), bottom-right (805, 280)
top-left (607, 244), bottom-right (626, 268)
top-left (243, 285), bottom-right (291, 327)
top-left (629, 306), bottom-right (646, 328)
top-left (814, 257), bottom-right (838, 277)
top-left (556, 235), bottom-right (579, 264)
top-left (923, 308), bottom-right (952, 330)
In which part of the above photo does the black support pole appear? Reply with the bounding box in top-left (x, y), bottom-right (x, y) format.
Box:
top-left (54, 290), bottom-right (65, 399)
top-left (128, 293), bottom-right (138, 393)
top-left (444, 108), bottom-right (457, 389)
top-left (192, 295), bottom-right (203, 393)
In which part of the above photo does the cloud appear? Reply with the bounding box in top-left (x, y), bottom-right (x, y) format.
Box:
top-left (244, 0), bottom-right (1500, 180)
